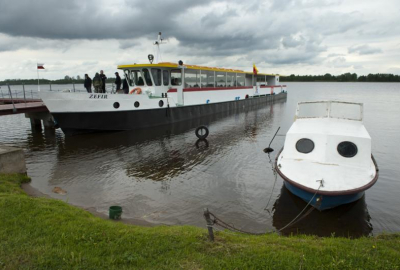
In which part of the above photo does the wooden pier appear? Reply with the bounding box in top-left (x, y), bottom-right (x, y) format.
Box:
top-left (0, 98), bottom-right (54, 129)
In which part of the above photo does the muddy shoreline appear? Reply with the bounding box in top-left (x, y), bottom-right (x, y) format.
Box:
top-left (22, 182), bottom-right (157, 227)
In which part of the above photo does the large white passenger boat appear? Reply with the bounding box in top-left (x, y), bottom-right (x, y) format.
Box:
top-left (40, 33), bottom-right (287, 135)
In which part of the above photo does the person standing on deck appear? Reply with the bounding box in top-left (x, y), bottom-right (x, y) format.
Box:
top-left (92, 73), bottom-right (102, 93)
top-left (123, 74), bottom-right (129, 94)
top-left (84, 74), bottom-right (92, 93)
top-left (115, 72), bottom-right (121, 91)
top-left (100, 70), bottom-right (107, 93)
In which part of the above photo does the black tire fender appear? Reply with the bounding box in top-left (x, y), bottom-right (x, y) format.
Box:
top-left (195, 125), bottom-right (209, 139)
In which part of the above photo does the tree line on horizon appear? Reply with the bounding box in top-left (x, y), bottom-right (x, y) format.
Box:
top-left (280, 73), bottom-right (400, 82)
top-left (1, 72), bottom-right (399, 85)
top-left (0, 77), bottom-right (116, 86)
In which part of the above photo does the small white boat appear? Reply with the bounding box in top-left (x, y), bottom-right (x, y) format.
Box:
top-left (275, 101), bottom-right (379, 210)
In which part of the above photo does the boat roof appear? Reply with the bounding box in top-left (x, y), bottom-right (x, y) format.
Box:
top-left (288, 118), bottom-right (371, 139)
top-left (117, 62), bottom-right (282, 77)
top-left (296, 101), bottom-right (363, 121)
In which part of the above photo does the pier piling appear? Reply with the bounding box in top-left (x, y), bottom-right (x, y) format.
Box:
top-left (25, 112), bottom-right (55, 130)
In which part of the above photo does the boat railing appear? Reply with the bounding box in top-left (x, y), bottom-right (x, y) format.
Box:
top-left (296, 101), bottom-right (363, 121)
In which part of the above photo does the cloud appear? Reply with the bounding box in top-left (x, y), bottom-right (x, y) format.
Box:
top-left (348, 44), bottom-right (383, 55)
top-left (0, 0), bottom-right (399, 79)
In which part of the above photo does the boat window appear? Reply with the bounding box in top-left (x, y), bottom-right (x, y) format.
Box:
top-left (296, 138), bottom-right (315, 154)
top-left (151, 69), bottom-right (162, 86)
top-left (125, 70), bottom-right (133, 86)
top-left (205, 70), bottom-right (214, 87)
top-left (143, 69), bottom-right (153, 86)
top-left (216, 72), bottom-right (226, 87)
top-left (185, 69), bottom-right (200, 87)
top-left (130, 70), bottom-right (144, 86)
top-left (171, 69), bottom-right (181, 86)
top-left (200, 71), bottom-right (207, 87)
top-left (163, 70), bottom-right (169, 86)
top-left (227, 72), bottom-right (235, 87)
top-left (257, 75), bottom-right (266, 83)
top-left (337, 141), bottom-right (358, 158)
top-left (237, 73), bottom-right (245, 86)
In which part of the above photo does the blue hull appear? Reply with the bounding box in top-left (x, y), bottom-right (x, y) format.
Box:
top-left (284, 182), bottom-right (365, 211)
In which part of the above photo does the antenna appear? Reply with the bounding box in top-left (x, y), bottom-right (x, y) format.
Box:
top-left (153, 32), bottom-right (168, 64)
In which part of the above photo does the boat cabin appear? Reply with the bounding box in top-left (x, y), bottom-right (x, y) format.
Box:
top-left (117, 62), bottom-right (281, 98)
top-left (282, 101), bottom-right (373, 170)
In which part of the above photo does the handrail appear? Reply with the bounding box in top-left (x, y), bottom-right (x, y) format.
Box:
top-left (295, 100), bottom-right (363, 121)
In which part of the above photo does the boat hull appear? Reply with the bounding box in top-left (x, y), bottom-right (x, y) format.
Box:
top-left (52, 92), bottom-right (287, 135)
top-left (283, 181), bottom-right (365, 211)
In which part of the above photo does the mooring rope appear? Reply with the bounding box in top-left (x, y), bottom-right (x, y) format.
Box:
top-left (264, 154), bottom-right (278, 212)
top-left (205, 181), bottom-right (323, 235)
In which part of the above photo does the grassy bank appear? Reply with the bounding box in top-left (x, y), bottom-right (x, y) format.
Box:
top-left (1, 174), bottom-right (399, 269)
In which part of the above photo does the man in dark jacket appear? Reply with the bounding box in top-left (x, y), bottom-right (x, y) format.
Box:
top-left (123, 75), bottom-right (129, 94)
top-left (115, 72), bottom-right (121, 91)
top-left (84, 74), bottom-right (92, 93)
top-left (100, 70), bottom-right (107, 93)
top-left (93, 73), bottom-right (102, 93)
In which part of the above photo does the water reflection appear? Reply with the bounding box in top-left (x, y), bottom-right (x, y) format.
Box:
top-left (2, 82), bottom-right (399, 235)
top-left (272, 185), bottom-right (373, 238)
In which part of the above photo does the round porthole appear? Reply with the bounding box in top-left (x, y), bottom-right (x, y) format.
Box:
top-left (134, 101), bottom-right (140, 108)
top-left (337, 141), bottom-right (358, 158)
top-left (296, 138), bottom-right (314, 154)
top-left (159, 100), bottom-right (164, 107)
top-left (113, 102), bottom-right (120, 109)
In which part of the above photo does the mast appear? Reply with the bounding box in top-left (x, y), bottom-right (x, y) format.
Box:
top-left (153, 32), bottom-right (167, 64)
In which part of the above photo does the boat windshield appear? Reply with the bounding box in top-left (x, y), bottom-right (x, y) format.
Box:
top-left (128, 70), bottom-right (145, 86)
top-left (296, 101), bottom-right (363, 121)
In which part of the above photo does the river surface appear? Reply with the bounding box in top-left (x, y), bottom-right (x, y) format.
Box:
top-left (1, 82), bottom-right (399, 237)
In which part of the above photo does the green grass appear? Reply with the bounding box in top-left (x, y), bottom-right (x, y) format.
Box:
top-left (1, 173), bottom-right (399, 269)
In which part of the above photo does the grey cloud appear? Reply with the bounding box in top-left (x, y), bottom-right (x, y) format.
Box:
top-left (200, 8), bottom-right (238, 28)
top-left (119, 40), bottom-right (140, 49)
top-left (326, 56), bottom-right (352, 68)
top-left (327, 53), bottom-right (345, 57)
top-left (282, 35), bottom-right (306, 48)
top-left (0, 34), bottom-right (75, 52)
top-left (0, 0), bottom-right (382, 68)
top-left (271, 0), bottom-right (343, 11)
top-left (0, 0), bottom-right (214, 40)
top-left (348, 44), bottom-right (382, 55)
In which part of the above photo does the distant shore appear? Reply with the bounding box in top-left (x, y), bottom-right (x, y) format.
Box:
top-left (1, 72), bottom-right (399, 85)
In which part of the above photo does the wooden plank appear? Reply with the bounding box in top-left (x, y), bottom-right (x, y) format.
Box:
top-left (0, 98), bottom-right (42, 104)
top-left (0, 102), bottom-right (48, 116)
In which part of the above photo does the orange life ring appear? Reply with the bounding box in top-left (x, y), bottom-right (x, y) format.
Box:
top-left (129, 87), bottom-right (142, 94)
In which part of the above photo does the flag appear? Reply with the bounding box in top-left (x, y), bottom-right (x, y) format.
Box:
top-left (37, 63), bottom-right (45, 69)
top-left (253, 63), bottom-right (258, 75)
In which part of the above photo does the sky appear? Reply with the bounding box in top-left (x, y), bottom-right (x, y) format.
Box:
top-left (0, 0), bottom-right (399, 80)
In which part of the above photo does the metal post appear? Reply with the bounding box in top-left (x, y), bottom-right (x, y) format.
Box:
top-left (15, 90), bottom-right (17, 98)
top-left (203, 208), bottom-right (214, 242)
top-left (112, 83), bottom-right (115, 94)
top-left (50, 82), bottom-right (52, 91)
top-left (7, 84), bottom-right (17, 113)
top-left (23, 83), bottom-right (26, 103)
top-left (31, 90), bottom-right (33, 99)
top-left (1, 89), bottom-right (4, 98)
top-left (73, 82), bottom-right (75, 92)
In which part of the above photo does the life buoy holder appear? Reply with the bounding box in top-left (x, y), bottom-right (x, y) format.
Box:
top-left (130, 87), bottom-right (142, 94)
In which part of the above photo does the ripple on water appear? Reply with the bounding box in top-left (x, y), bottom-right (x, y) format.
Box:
top-left (1, 82), bottom-right (400, 237)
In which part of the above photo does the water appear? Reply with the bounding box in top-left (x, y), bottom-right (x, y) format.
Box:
top-left (1, 82), bottom-right (399, 237)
